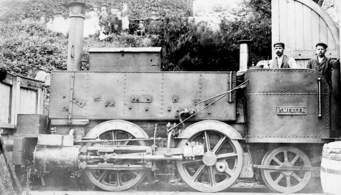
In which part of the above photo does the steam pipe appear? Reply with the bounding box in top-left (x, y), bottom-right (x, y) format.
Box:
top-left (65, 1), bottom-right (85, 71)
top-left (238, 40), bottom-right (251, 72)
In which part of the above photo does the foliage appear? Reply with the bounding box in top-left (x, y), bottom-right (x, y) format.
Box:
top-left (86, 0), bottom-right (193, 19)
top-left (0, 0), bottom-right (273, 74)
top-left (0, 0), bottom-right (192, 23)
top-left (0, 0), bottom-right (67, 23)
top-left (150, 0), bottom-right (272, 71)
top-left (0, 19), bottom-right (68, 76)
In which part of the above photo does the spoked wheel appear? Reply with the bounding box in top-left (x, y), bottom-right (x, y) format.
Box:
top-left (261, 146), bottom-right (312, 193)
top-left (84, 120), bottom-right (148, 191)
top-left (176, 129), bottom-right (243, 192)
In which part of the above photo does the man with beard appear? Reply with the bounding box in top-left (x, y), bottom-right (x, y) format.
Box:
top-left (306, 43), bottom-right (339, 87)
top-left (269, 42), bottom-right (298, 68)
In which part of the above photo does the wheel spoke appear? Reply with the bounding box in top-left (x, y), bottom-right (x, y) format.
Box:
top-left (191, 165), bottom-right (205, 182)
top-left (286, 176), bottom-right (291, 187)
top-left (225, 167), bottom-right (234, 176)
top-left (121, 134), bottom-right (133, 146)
top-left (181, 159), bottom-right (203, 165)
top-left (284, 151), bottom-right (288, 162)
top-left (116, 171), bottom-right (121, 186)
top-left (272, 156), bottom-right (283, 165)
top-left (292, 173), bottom-right (302, 182)
top-left (212, 136), bottom-right (227, 153)
top-left (204, 131), bottom-right (211, 152)
top-left (111, 131), bottom-right (116, 145)
top-left (290, 154), bottom-right (299, 165)
top-left (97, 171), bottom-right (108, 182)
top-left (217, 152), bottom-right (237, 159)
top-left (274, 173), bottom-right (284, 184)
top-left (208, 167), bottom-right (216, 186)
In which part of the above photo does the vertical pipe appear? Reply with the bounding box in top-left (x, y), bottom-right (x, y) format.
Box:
top-left (65, 1), bottom-right (85, 71)
top-left (238, 40), bottom-right (251, 72)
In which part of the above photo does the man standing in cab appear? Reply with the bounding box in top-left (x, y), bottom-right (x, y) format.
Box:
top-left (306, 43), bottom-right (339, 87)
top-left (269, 42), bottom-right (298, 68)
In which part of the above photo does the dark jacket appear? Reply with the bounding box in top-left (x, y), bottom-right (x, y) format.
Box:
top-left (306, 57), bottom-right (339, 87)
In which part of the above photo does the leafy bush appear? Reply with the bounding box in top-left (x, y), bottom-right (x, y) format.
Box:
top-left (0, 0), bottom-right (192, 23)
top-left (0, 19), bottom-right (68, 76)
top-left (149, 0), bottom-right (272, 71)
top-left (0, 0), bottom-right (273, 75)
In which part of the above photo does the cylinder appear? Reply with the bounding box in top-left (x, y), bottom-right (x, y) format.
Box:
top-left (65, 1), bottom-right (85, 71)
top-left (321, 141), bottom-right (341, 195)
top-left (34, 145), bottom-right (80, 173)
top-left (238, 40), bottom-right (251, 71)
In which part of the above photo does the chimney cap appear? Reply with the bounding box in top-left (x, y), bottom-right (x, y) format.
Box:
top-left (237, 40), bottom-right (252, 44)
top-left (63, 0), bottom-right (86, 8)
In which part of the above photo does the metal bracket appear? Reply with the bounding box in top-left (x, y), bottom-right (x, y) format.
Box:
top-left (93, 95), bottom-right (101, 102)
top-left (72, 95), bottom-right (86, 108)
top-left (131, 95), bottom-right (153, 103)
top-left (172, 95), bottom-right (179, 103)
top-left (105, 100), bottom-right (115, 107)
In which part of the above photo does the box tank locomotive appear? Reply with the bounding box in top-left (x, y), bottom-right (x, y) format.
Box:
top-left (11, 1), bottom-right (341, 194)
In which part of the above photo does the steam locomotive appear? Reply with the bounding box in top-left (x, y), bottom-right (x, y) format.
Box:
top-left (8, 1), bottom-right (341, 194)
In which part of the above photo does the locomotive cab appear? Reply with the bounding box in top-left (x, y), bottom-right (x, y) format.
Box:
top-left (245, 68), bottom-right (335, 143)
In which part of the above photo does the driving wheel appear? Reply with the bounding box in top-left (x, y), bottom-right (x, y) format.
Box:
top-left (261, 146), bottom-right (312, 193)
top-left (84, 120), bottom-right (148, 191)
top-left (176, 129), bottom-right (243, 192)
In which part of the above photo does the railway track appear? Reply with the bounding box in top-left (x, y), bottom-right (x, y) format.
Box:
top-left (30, 192), bottom-right (324, 195)
top-left (27, 179), bottom-right (323, 195)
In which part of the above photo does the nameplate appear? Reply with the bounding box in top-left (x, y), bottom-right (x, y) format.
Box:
top-left (277, 106), bottom-right (307, 115)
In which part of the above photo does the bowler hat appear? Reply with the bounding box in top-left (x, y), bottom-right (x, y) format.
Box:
top-left (273, 42), bottom-right (285, 48)
top-left (316, 43), bottom-right (328, 49)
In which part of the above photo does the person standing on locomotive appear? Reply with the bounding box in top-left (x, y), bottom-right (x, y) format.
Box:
top-left (269, 42), bottom-right (298, 68)
top-left (306, 43), bottom-right (340, 87)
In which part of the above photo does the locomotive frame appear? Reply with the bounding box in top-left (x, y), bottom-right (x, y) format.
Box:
top-left (2, 0), bottom-right (341, 194)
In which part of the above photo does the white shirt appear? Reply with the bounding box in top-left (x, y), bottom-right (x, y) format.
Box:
top-left (268, 55), bottom-right (299, 69)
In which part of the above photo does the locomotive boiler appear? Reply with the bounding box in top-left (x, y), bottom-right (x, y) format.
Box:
top-left (9, 1), bottom-right (341, 194)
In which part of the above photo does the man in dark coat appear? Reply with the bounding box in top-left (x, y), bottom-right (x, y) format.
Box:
top-left (306, 43), bottom-right (340, 87)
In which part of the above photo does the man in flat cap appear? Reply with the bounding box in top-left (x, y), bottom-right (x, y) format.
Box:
top-left (306, 43), bottom-right (339, 87)
top-left (269, 42), bottom-right (298, 69)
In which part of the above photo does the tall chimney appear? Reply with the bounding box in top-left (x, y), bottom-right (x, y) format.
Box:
top-left (238, 40), bottom-right (251, 71)
top-left (65, 1), bottom-right (85, 71)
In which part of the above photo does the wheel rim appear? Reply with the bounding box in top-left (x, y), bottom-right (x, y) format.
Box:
top-left (85, 121), bottom-right (147, 191)
top-left (176, 130), bottom-right (243, 192)
top-left (261, 146), bottom-right (312, 193)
